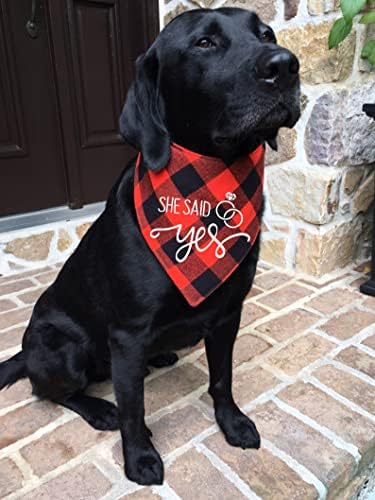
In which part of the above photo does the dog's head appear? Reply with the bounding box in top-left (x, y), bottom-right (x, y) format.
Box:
top-left (120, 8), bottom-right (300, 170)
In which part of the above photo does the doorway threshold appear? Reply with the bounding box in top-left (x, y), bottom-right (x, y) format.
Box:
top-left (0, 202), bottom-right (105, 233)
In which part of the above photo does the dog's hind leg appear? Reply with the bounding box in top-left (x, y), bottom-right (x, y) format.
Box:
top-left (24, 321), bottom-right (119, 431)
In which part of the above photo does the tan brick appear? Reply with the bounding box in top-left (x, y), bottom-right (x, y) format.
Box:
top-left (166, 448), bottom-right (246, 499)
top-left (0, 298), bottom-right (17, 313)
top-left (335, 473), bottom-right (371, 500)
top-left (314, 364), bottom-right (375, 414)
top-left (256, 309), bottom-right (320, 342)
top-left (20, 418), bottom-right (109, 476)
top-left (350, 276), bottom-right (366, 289)
top-left (0, 402), bottom-right (62, 449)
top-left (0, 307), bottom-right (32, 331)
top-left (300, 274), bottom-right (353, 290)
top-left (250, 402), bottom-right (355, 494)
top-left (320, 309), bottom-right (375, 340)
top-left (0, 379), bottom-right (32, 410)
top-left (199, 334), bottom-right (270, 369)
top-left (0, 267), bottom-right (52, 285)
top-left (267, 333), bottom-right (335, 375)
top-left (336, 347), bottom-right (375, 378)
top-left (35, 269), bottom-right (59, 285)
top-left (362, 334), bottom-right (375, 350)
top-left (0, 326), bottom-right (24, 350)
top-left (363, 297), bottom-right (375, 311)
top-left (246, 286), bottom-right (263, 298)
top-left (257, 284), bottom-right (311, 310)
top-left (306, 289), bottom-right (361, 315)
top-left (204, 432), bottom-right (317, 500)
top-left (121, 490), bottom-right (161, 500)
top-left (0, 458), bottom-right (23, 497)
top-left (113, 405), bottom-right (211, 464)
top-left (18, 286), bottom-right (48, 305)
top-left (145, 364), bottom-right (206, 415)
top-left (233, 334), bottom-right (271, 367)
top-left (254, 271), bottom-right (292, 290)
top-left (0, 279), bottom-right (35, 297)
top-left (201, 366), bottom-right (279, 408)
top-left (278, 382), bottom-right (375, 461)
top-left (240, 302), bottom-right (269, 328)
top-left (23, 463), bottom-right (111, 500)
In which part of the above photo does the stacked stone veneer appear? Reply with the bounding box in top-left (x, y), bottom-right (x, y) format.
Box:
top-left (161, 0), bottom-right (375, 276)
top-left (0, 217), bottom-right (94, 276)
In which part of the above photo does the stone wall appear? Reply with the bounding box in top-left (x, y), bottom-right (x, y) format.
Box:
top-left (160, 0), bottom-right (375, 276)
top-left (0, 216), bottom-right (95, 276)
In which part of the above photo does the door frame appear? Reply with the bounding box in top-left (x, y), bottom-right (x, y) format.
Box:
top-left (46, 0), bottom-right (160, 209)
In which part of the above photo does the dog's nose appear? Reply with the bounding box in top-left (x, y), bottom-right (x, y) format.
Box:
top-left (255, 49), bottom-right (299, 88)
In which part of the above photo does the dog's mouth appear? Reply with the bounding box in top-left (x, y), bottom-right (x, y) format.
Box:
top-left (213, 93), bottom-right (301, 148)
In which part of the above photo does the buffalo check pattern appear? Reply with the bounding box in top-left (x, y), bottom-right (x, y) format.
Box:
top-left (134, 142), bottom-right (265, 306)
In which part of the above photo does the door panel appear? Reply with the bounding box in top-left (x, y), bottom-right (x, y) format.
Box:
top-left (68, 0), bottom-right (124, 149)
top-left (0, 0), bottom-right (67, 216)
top-left (0, 0), bottom-right (159, 215)
top-left (0, 25), bottom-right (27, 158)
top-left (52, 0), bottom-right (159, 207)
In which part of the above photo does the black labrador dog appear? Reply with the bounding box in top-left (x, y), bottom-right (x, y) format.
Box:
top-left (0, 8), bottom-right (300, 486)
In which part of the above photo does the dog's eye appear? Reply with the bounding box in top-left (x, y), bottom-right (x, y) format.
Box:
top-left (260, 30), bottom-right (275, 43)
top-left (196, 37), bottom-right (215, 49)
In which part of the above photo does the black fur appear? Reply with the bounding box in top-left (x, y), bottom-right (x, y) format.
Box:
top-left (0, 8), bottom-right (300, 486)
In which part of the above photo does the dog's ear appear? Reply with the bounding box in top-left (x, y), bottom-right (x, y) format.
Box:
top-left (119, 50), bottom-right (170, 171)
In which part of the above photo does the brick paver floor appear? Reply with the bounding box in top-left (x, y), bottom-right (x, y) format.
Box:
top-left (0, 262), bottom-right (374, 499)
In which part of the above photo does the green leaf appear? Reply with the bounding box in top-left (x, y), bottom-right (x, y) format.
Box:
top-left (341, 0), bottom-right (367, 22)
top-left (361, 39), bottom-right (375, 57)
top-left (359, 12), bottom-right (375, 23)
top-left (328, 17), bottom-right (353, 49)
top-left (361, 39), bottom-right (375, 65)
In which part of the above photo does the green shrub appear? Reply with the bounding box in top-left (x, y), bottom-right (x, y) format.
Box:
top-left (329, 0), bottom-right (375, 66)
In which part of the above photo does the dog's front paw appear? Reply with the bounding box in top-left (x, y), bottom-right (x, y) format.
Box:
top-left (125, 444), bottom-right (164, 485)
top-left (216, 406), bottom-right (260, 449)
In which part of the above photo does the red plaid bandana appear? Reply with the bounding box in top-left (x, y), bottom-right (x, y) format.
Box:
top-left (134, 143), bottom-right (265, 307)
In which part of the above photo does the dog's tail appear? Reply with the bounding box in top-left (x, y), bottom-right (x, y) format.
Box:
top-left (0, 351), bottom-right (27, 390)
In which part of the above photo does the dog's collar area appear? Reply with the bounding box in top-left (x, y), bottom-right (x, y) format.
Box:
top-left (134, 143), bottom-right (265, 306)
top-left (168, 142), bottom-right (264, 167)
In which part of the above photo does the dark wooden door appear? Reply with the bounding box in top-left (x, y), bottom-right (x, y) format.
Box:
top-left (0, 0), bottom-right (159, 216)
top-left (0, 0), bottom-right (68, 216)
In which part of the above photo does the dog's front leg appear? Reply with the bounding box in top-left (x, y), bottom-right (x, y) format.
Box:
top-left (109, 327), bottom-right (163, 485)
top-left (205, 309), bottom-right (261, 449)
